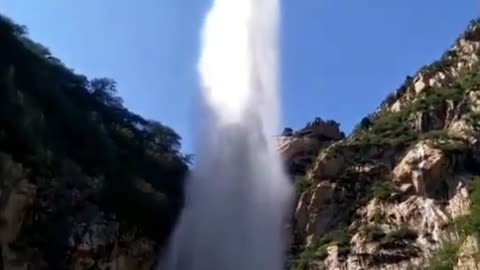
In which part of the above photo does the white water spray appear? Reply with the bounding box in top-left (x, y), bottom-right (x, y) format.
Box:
top-left (159, 0), bottom-right (292, 269)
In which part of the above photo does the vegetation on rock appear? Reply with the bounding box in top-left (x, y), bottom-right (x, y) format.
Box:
top-left (426, 241), bottom-right (462, 270)
top-left (289, 19), bottom-right (480, 270)
top-left (362, 225), bottom-right (385, 242)
top-left (294, 175), bottom-right (311, 197)
top-left (379, 225), bottom-right (418, 248)
top-left (289, 227), bottom-right (351, 270)
top-left (455, 176), bottom-right (480, 237)
top-left (0, 14), bottom-right (189, 268)
top-left (351, 65), bottom-right (480, 150)
top-left (418, 175), bottom-right (480, 269)
top-left (369, 177), bottom-right (396, 201)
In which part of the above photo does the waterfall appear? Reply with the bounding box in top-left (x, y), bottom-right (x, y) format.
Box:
top-left (158, 0), bottom-right (292, 269)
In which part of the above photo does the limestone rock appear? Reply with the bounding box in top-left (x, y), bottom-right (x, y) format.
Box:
top-left (288, 20), bottom-right (480, 270)
top-left (276, 118), bottom-right (344, 175)
top-left (455, 235), bottom-right (480, 270)
top-left (309, 149), bottom-right (346, 181)
top-left (294, 181), bottom-right (337, 242)
top-left (392, 141), bottom-right (448, 196)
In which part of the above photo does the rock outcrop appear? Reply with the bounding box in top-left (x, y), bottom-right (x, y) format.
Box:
top-left (276, 118), bottom-right (344, 176)
top-left (287, 19), bottom-right (480, 270)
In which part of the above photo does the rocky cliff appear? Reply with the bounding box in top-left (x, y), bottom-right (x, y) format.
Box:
top-left (281, 19), bottom-right (480, 270)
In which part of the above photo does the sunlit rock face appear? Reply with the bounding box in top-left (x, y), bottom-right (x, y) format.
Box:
top-left (285, 20), bottom-right (480, 270)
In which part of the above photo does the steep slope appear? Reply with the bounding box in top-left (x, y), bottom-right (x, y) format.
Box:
top-left (284, 19), bottom-right (480, 270)
top-left (0, 15), bottom-right (189, 269)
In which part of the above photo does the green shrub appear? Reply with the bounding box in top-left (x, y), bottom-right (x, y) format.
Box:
top-left (455, 176), bottom-right (480, 235)
top-left (294, 175), bottom-right (311, 197)
top-left (436, 140), bottom-right (467, 154)
top-left (385, 226), bottom-right (418, 241)
top-left (466, 111), bottom-right (480, 130)
top-left (420, 131), bottom-right (467, 154)
top-left (421, 130), bottom-right (449, 140)
top-left (369, 179), bottom-right (395, 201)
top-left (352, 70), bottom-right (476, 148)
top-left (459, 67), bottom-right (480, 91)
top-left (378, 225), bottom-right (418, 249)
top-left (290, 228), bottom-right (351, 270)
top-left (426, 176), bottom-right (480, 270)
top-left (362, 225), bottom-right (386, 242)
top-left (425, 241), bottom-right (461, 270)
top-left (425, 86), bottom-right (464, 104)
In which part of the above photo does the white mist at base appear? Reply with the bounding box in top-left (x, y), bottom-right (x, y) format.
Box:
top-left (158, 0), bottom-right (292, 269)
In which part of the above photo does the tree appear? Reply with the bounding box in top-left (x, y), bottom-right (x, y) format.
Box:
top-left (89, 78), bottom-right (123, 108)
top-left (145, 120), bottom-right (181, 153)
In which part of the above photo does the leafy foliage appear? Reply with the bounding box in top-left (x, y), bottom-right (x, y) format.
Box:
top-left (0, 14), bottom-right (189, 265)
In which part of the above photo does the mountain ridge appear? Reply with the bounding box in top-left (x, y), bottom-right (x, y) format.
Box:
top-left (282, 18), bottom-right (480, 270)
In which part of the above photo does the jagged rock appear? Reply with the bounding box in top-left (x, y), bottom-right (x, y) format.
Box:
top-left (392, 141), bottom-right (448, 196)
top-left (294, 181), bottom-right (337, 242)
top-left (276, 118), bottom-right (344, 175)
top-left (69, 210), bottom-right (156, 270)
top-left (455, 235), bottom-right (480, 270)
top-left (0, 155), bottom-right (160, 270)
top-left (380, 22), bottom-right (480, 114)
top-left (314, 174), bottom-right (474, 270)
top-left (448, 120), bottom-right (474, 141)
top-left (297, 118), bottom-right (344, 141)
top-left (276, 136), bottom-right (316, 161)
top-left (309, 148), bottom-right (346, 181)
top-left (413, 74), bottom-right (427, 94)
top-left (288, 20), bottom-right (480, 270)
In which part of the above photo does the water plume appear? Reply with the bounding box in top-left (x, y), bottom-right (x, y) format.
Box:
top-left (159, 0), bottom-right (292, 269)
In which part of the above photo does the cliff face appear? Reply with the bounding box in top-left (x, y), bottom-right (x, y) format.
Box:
top-left (0, 16), bottom-right (188, 269)
top-left (283, 19), bottom-right (480, 270)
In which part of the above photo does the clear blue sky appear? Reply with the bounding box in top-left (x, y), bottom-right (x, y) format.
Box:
top-left (4, 0), bottom-right (479, 153)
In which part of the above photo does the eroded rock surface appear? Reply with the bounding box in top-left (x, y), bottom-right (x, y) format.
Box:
top-left (287, 19), bottom-right (480, 270)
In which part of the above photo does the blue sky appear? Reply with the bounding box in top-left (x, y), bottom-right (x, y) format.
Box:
top-left (4, 0), bottom-right (478, 153)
